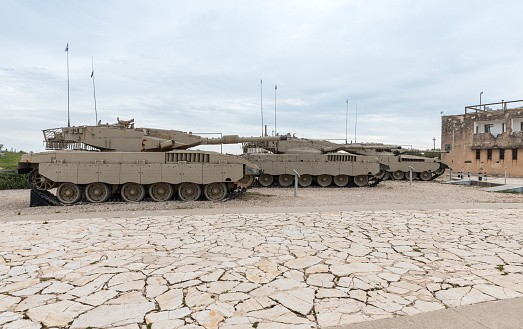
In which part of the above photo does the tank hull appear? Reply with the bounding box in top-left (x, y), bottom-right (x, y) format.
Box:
top-left (371, 154), bottom-right (447, 181)
top-left (242, 153), bottom-right (385, 187)
top-left (19, 150), bottom-right (259, 205)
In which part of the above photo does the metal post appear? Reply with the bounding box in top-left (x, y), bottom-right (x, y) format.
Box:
top-left (449, 168), bottom-right (452, 182)
top-left (293, 169), bottom-right (300, 197)
top-left (408, 166), bottom-right (414, 186)
top-left (505, 167), bottom-right (507, 185)
top-left (469, 167), bottom-right (471, 183)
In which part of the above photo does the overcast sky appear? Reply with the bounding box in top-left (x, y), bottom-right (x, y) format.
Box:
top-left (1, 0), bottom-right (523, 154)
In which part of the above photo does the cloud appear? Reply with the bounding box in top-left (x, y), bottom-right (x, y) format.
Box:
top-left (1, 0), bottom-right (523, 154)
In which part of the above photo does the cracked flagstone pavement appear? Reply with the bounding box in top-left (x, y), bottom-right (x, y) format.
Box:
top-left (0, 208), bottom-right (522, 328)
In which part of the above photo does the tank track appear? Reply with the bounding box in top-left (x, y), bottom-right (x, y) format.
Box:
top-left (224, 186), bottom-right (248, 201)
top-left (429, 170), bottom-right (445, 181)
top-left (255, 174), bottom-right (383, 189)
top-left (367, 175), bottom-right (384, 187)
top-left (28, 170), bottom-right (61, 206)
top-left (384, 170), bottom-right (445, 182)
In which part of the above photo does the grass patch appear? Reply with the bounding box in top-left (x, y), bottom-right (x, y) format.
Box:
top-left (0, 151), bottom-right (29, 190)
top-left (0, 151), bottom-right (24, 170)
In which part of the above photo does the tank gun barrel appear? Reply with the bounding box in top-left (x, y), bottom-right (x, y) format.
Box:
top-left (203, 135), bottom-right (287, 145)
top-left (341, 144), bottom-right (402, 150)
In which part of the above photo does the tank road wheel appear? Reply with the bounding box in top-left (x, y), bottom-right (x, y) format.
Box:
top-left (354, 175), bottom-right (369, 187)
top-left (435, 167), bottom-right (445, 175)
top-left (29, 169), bottom-right (55, 191)
top-left (204, 182), bottom-right (227, 201)
top-left (375, 170), bottom-right (387, 180)
top-left (85, 182), bottom-right (111, 203)
top-left (148, 182), bottom-right (174, 202)
top-left (259, 174), bottom-right (274, 187)
top-left (333, 175), bottom-right (349, 187)
top-left (317, 174), bottom-right (332, 187)
top-left (56, 183), bottom-right (82, 205)
top-left (178, 182), bottom-right (202, 201)
top-left (278, 174), bottom-right (294, 187)
top-left (298, 174), bottom-right (313, 187)
top-left (121, 183), bottom-right (146, 202)
top-left (419, 171), bottom-right (432, 181)
top-left (237, 175), bottom-right (255, 189)
top-left (392, 170), bottom-right (406, 180)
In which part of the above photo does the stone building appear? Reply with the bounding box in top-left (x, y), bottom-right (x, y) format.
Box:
top-left (441, 100), bottom-right (523, 177)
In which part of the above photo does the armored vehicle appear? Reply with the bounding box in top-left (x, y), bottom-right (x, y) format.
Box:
top-left (341, 144), bottom-right (447, 181)
top-left (242, 135), bottom-right (388, 188)
top-left (242, 135), bottom-right (447, 184)
top-left (18, 119), bottom-right (285, 205)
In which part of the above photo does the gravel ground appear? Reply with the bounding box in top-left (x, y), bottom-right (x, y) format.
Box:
top-left (1, 180), bottom-right (522, 220)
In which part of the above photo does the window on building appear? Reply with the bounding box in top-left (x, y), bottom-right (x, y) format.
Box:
top-left (487, 149), bottom-right (492, 160)
top-left (502, 123), bottom-right (506, 133)
top-left (476, 126), bottom-right (479, 134)
top-left (500, 149), bottom-right (505, 160)
top-left (513, 149), bottom-right (518, 161)
top-left (484, 124), bottom-right (494, 133)
top-left (476, 149), bottom-right (481, 160)
top-left (445, 144), bottom-right (451, 151)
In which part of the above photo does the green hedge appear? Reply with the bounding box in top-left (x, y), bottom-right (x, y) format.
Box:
top-left (0, 172), bottom-right (29, 190)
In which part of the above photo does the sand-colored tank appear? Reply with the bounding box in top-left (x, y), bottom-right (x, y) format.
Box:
top-left (242, 135), bottom-right (448, 184)
top-left (241, 135), bottom-right (389, 188)
top-left (18, 119), bottom-right (285, 205)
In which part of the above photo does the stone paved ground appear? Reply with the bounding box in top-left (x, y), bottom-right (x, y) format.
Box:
top-left (1, 208), bottom-right (522, 329)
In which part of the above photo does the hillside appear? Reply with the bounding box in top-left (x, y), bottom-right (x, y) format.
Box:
top-left (0, 151), bottom-right (24, 171)
top-left (0, 151), bottom-right (28, 189)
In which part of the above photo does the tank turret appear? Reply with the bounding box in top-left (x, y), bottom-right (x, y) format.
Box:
top-left (42, 118), bottom-right (286, 152)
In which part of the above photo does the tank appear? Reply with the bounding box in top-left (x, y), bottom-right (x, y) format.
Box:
top-left (242, 135), bottom-right (448, 184)
top-left (241, 135), bottom-right (389, 188)
top-left (18, 119), bottom-right (285, 205)
top-left (339, 143), bottom-right (448, 181)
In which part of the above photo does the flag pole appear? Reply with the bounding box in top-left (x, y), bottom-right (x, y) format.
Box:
top-left (355, 102), bottom-right (358, 143)
top-left (345, 99), bottom-right (349, 144)
top-left (274, 85), bottom-right (277, 136)
top-left (91, 57), bottom-right (98, 125)
top-left (260, 79), bottom-right (264, 136)
top-left (65, 43), bottom-right (70, 127)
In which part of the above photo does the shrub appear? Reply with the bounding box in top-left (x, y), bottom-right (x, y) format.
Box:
top-left (0, 172), bottom-right (29, 190)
